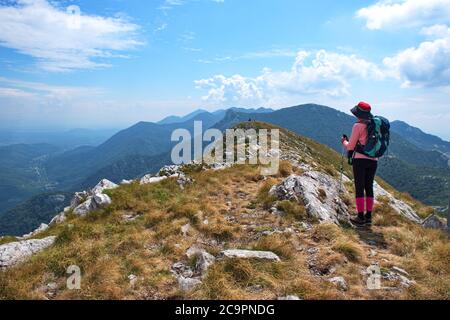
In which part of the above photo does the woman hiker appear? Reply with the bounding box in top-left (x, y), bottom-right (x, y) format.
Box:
top-left (341, 102), bottom-right (378, 227)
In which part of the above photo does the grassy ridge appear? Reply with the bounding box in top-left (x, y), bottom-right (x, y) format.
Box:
top-left (0, 124), bottom-right (448, 300)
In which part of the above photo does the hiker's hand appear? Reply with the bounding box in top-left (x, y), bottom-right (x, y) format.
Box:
top-left (341, 134), bottom-right (349, 145)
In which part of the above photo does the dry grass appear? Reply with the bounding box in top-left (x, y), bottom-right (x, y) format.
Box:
top-left (317, 188), bottom-right (327, 202)
top-left (332, 239), bottom-right (364, 263)
top-left (277, 161), bottom-right (293, 178)
top-left (276, 200), bottom-right (307, 221)
top-left (312, 223), bottom-right (343, 243)
top-left (1, 123), bottom-right (448, 301)
top-left (253, 234), bottom-right (296, 260)
top-left (255, 178), bottom-right (278, 210)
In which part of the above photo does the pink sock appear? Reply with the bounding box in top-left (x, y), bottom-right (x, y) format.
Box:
top-left (355, 198), bottom-right (365, 213)
top-left (366, 197), bottom-right (374, 212)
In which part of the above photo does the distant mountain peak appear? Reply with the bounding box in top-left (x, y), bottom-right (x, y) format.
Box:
top-left (158, 109), bottom-right (209, 125)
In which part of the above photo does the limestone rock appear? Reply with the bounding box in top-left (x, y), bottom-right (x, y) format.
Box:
top-left (73, 197), bottom-right (95, 216)
top-left (186, 247), bottom-right (216, 274)
top-left (140, 175), bottom-right (168, 185)
top-left (171, 261), bottom-right (203, 291)
top-left (49, 208), bottom-right (70, 225)
top-left (93, 193), bottom-right (112, 207)
top-left (91, 179), bottom-right (118, 194)
top-left (210, 162), bottom-right (233, 171)
top-left (373, 182), bottom-right (421, 223)
top-left (391, 266), bottom-right (409, 277)
top-left (177, 276), bottom-right (202, 291)
top-left (270, 172), bottom-right (350, 224)
top-left (181, 223), bottom-right (190, 237)
top-left (382, 268), bottom-right (416, 288)
top-left (177, 174), bottom-right (194, 189)
top-left (72, 192), bottom-right (112, 217)
top-left (220, 249), bottom-right (281, 262)
top-left (70, 191), bottom-right (89, 209)
top-left (328, 276), bottom-right (348, 291)
top-left (157, 165), bottom-right (184, 177)
top-left (422, 214), bottom-right (447, 230)
top-left (0, 236), bottom-right (56, 268)
top-left (128, 274), bottom-right (138, 286)
top-left (172, 262), bottom-right (194, 278)
top-left (398, 275), bottom-right (416, 288)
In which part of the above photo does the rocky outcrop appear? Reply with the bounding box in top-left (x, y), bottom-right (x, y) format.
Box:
top-left (0, 236), bottom-right (56, 268)
top-left (49, 207), bottom-right (71, 225)
top-left (51, 179), bottom-right (118, 224)
top-left (91, 179), bottom-right (119, 194)
top-left (270, 172), bottom-right (351, 224)
top-left (328, 276), bottom-right (348, 291)
top-left (140, 165), bottom-right (194, 189)
top-left (383, 266), bottom-right (416, 288)
top-left (72, 193), bottom-right (112, 217)
top-left (140, 175), bottom-right (167, 185)
top-left (171, 260), bottom-right (201, 291)
top-left (373, 182), bottom-right (422, 223)
top-left (422, 214), bottom-right (447, 230)
top-left (209, 162), bottom-right (233, 171)
top-left (177, 276), bottom-right (202, 292)
top-left (220, 249), bottom-right (281, 261)
top-left (70, 191), bottom-right (89, 209)
top-left (172, 247), bottom-right (281, 292)
top-left (157, 165), bottom-right (184, 177)
top-left (186, 247), bottom-right (216, 274)
top-left (270, 169), bottom-right (422, 225)
top-left (93, 193), bottom-right (112, 207)
top-left (73, 197), bottom-right (95, 216)
top-left (171, 247), bottom-right (216, 292)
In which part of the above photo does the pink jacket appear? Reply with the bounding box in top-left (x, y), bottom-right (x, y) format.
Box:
top-left (343, 122), bottom-right (378, 161)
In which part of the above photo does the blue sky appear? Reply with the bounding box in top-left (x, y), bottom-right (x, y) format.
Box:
top-left (0, 0), bottom-right (450, 139)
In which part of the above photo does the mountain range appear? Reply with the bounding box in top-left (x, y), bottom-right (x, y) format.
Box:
top-left (0, 128), bottom-right (118, 149)
top-left (0, 104), bottom-right (449, 236)
top-left (157, 107), bottom-right (273, 125)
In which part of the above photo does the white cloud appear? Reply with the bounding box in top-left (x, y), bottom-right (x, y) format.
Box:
top-left (195, 74), bottom-right (266, 106)
top-left (195, 50), bottom-right (384, 106)
top-left (0, 87), bottom-right (33, 98)
top-left (357, 0), bottom-right (450, 30)
top-left (197, 49), bottom-right (297, 64)
top-left (384, 25), bottom-right (450, 87)
top-left (421, 24), bottom-right (450, 38)
top-left (0, 77), bottom-right (102, 98)
top-left (0, 0), bottom-right (143, 72)
top-left (160, 0), bottom-right (224, 10)
top-left (154, 23), bottom-right (168, 33)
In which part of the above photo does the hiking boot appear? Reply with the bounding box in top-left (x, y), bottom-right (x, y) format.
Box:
top-left (365, 212), bottom-right (372, 226)
top-left (351, 213), bottom-right (366, 227)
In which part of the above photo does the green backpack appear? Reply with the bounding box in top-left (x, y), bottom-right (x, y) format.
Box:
top-left (355, 116), bottom-right (391, 158)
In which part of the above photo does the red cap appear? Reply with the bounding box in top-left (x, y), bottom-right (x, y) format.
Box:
top-left (357, 101), bottom-right (372, 112)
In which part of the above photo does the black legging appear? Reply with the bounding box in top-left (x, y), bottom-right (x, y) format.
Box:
top-left (352, 159), bottom-right (378, 198)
